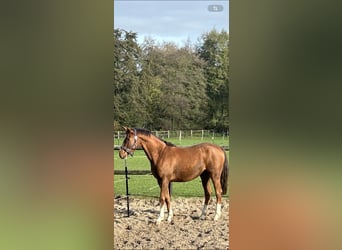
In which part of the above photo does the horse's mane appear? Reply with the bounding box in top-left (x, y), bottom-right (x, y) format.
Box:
top-left (135, 128), bottom-right (176, 147)
top-left (163, 140), bottom-right (177, 147)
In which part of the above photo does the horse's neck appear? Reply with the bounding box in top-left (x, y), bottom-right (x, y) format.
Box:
top-left (140, 135), bottom-right (165, 165)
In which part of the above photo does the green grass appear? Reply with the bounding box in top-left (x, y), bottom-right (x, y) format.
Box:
top-left (114, 151), bottom-right (150, 171)
top-left (114, 175), bottom-right (201, 198)
top-left (114, 136), bottom-right (229, 198)
top-left (114, 174), bottom-right (228, 198)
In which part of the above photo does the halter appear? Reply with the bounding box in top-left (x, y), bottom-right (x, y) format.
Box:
top-left (120, 129), bottom-right (138, 156)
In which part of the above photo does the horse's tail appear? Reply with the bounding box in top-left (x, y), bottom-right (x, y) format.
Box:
top-left (220, 149), bottom-right (229, 195)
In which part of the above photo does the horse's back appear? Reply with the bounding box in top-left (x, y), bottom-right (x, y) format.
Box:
top-left (166, 142), bottom-right (224, 158)
top-left (164, 142), bottom-right (221, 158)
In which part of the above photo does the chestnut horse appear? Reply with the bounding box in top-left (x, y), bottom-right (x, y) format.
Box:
top-left (119, 127), bottom-right (228, 224)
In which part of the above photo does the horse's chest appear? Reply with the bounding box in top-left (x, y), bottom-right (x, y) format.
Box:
top-left (150, 163), bottom-right (158, 175)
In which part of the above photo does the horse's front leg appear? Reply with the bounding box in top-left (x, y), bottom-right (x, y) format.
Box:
top-left (156, 180), bottom-right (172, 224)
top-left (156, 179), bottom-right (165, 224)
top-left (156, 201), bottom-right (165, 224)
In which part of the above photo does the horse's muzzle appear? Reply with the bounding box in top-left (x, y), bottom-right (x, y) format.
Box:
top-left (119, 149), bottom-right (128, 159)
top-left (119, 146), bottom-right (134, 159)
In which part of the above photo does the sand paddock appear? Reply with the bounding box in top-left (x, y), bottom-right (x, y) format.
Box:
top-left (114, 197), bottom-right (229, 249)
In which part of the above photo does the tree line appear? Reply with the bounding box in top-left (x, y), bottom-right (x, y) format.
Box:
top-left (114, 28), bottom-right (229, 132)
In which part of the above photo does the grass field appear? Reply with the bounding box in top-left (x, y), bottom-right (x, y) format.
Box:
top-left (114, 136), bottom-right (229, 198)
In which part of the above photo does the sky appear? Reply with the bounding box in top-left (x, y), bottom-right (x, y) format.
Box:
top-left (114, 0), bottom-right (229, 46)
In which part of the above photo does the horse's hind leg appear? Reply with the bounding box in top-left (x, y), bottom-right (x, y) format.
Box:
top-left (200, 171), bottom-right (211, 220)
top-left (212, 174), bottom-right (223, 221)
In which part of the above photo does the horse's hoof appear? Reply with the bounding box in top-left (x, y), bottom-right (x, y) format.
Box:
top-left (156, 217), bottom-right (163, 224)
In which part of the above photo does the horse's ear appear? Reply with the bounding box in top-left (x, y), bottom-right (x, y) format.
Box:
top-left (122, 126), bottom-right (133, 133)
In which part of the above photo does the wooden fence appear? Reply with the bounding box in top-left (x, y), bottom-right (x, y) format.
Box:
top-left (113, 145), bottom-right (229, 151)
top-left (114, 129), bottom-right (229, 141)
top-left (114, 170), bottom-right (151, 175)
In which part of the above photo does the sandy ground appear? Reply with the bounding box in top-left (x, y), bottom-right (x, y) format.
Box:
top-left (114, 196), bottom-right (229, 249)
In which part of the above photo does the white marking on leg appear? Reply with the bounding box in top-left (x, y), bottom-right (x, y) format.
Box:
top-left (214, 203), bottom-right (222, 221)
top-left (156, 203), bottom-right (165, 224)
top-left (200, 204), bottom-right (208, 220)
top-left (167, 207), bottom-right (173, 222)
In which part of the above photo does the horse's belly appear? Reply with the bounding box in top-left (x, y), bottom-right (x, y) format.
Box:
top-left (172, 164), bottom-right (204, 182)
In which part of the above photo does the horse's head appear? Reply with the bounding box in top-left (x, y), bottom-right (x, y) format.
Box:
top-left (119, 127), bottom-right (139, 159)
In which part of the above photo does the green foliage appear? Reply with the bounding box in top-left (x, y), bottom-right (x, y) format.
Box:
top-left (197, 29), bottom-right (229, 131)
top-left (113, 29), bottom-right (147, 127)
top-left (140, 41), bottom-right (208, 130)
top-left (114, 28), bottom-right (229, 131)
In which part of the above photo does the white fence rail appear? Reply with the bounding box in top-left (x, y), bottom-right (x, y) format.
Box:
top-left (115, 129), bottom-right (229, 140)
top-left (114, 129), bottom-right (229, 148)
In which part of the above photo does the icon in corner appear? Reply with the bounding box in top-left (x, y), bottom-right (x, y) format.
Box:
top-left (208, 5), bottom-right (224, 12)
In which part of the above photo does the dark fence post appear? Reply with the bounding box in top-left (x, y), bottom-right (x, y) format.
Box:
top-left (124, 158), bottom-right (130, 217)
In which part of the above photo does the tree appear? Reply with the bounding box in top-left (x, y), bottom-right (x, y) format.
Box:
top-left (114, 28), bottom-right (229, 131)
top-left (197, 29), bottom-right (229, 131)
top-left (139, 41), bottom-right (208, 130)
top-left (113, 29), bottom-right (148, 128)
